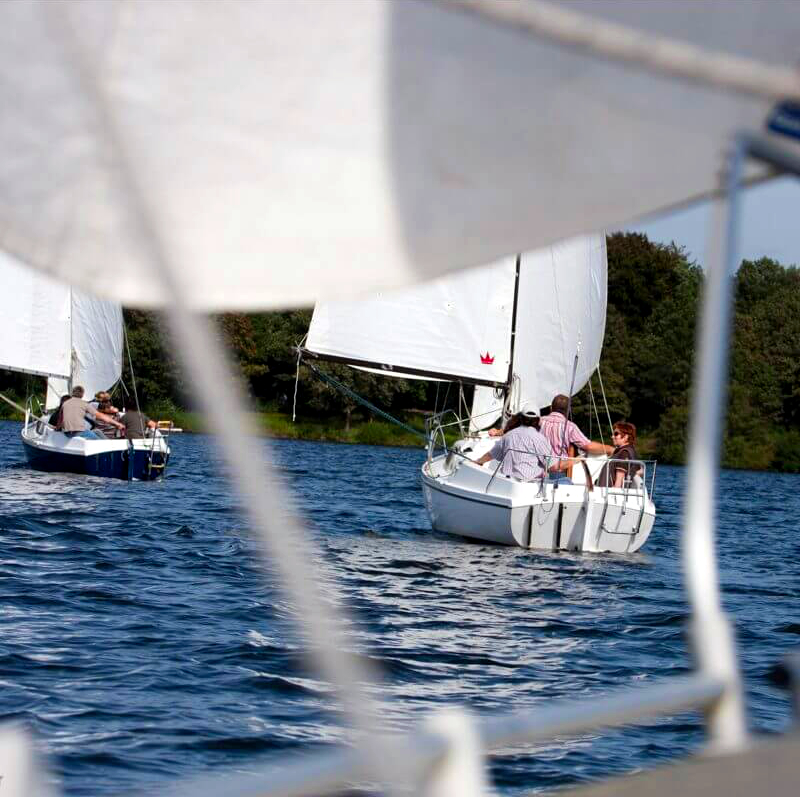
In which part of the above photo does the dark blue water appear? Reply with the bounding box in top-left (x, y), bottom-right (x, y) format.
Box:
top-left (0, 420), bottom-right (797, 795)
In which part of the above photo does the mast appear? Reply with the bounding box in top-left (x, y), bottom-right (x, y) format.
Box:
top-left (501, 253), bottom-right (522, 417)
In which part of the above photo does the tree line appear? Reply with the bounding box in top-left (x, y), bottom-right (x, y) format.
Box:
top-left (2, 233), bottom-right (799, 471)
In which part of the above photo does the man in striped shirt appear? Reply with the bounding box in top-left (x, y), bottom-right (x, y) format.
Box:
top-left (539, 394), bottom-right (613, 460)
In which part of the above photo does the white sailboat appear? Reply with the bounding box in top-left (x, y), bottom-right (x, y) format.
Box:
top-left (304, 234), bottom-right (655, 552)
top-left (0, 252), bottom-right (170, 481)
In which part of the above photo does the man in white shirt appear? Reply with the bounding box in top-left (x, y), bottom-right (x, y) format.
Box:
top-left (474, 401), bottom-right (567, 481)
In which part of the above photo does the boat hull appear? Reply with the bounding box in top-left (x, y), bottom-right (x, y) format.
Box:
top-left (21, 423), bottom-right (170, 481)
top-left (422, 452), bottom-right (655, 553)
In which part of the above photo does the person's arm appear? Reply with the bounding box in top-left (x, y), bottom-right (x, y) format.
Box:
top-left (95, 410), bottom-right (125, 431)
top-left (487, 427), bottom-right (503, 437)
top-left (613, 467), bottom-right (625, 488)
top-left (476, 439), bottom-right (503, 466)
top-left (583, 440), bottom-right (614, 456)
top-left (548, 457), bottom-right (573, 474)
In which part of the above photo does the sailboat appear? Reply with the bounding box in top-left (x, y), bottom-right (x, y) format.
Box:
top-left (303, 234), bottom-right (656, 552)
top-left (0, 252), bottom-right (170, 481)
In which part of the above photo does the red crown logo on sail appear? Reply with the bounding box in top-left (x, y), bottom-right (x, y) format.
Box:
top-left (480, 352), bottom-right (494, 364)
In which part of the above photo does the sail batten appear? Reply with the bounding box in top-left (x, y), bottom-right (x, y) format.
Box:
top-left (302, 350), bottom-right (509, 388)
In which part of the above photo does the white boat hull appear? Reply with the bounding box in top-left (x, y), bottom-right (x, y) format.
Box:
top-left (421, 446), bottom-right (655, 553)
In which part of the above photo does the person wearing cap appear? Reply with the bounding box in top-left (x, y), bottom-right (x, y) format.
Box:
top-left (474, 401), bottom-right (567, 482)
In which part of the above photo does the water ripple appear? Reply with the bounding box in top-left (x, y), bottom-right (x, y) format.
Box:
top-left (0, 421), bottom-right (796, 795)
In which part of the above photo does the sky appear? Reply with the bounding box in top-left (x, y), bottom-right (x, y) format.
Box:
top-left (624, 176), bottom-right (800, 270)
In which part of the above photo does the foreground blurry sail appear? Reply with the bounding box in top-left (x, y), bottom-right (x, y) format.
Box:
top-left (0, 1), bottom-right (798, 310)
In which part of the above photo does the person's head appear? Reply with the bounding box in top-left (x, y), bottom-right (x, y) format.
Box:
top-left (97, 400), bottom-right (111, 413)
top-left (95, 391), bottom-right (110, 403)
top-left (71, 386), bottom-right (85, 398)
top-left (59, 394), bottom-right (70, 406)
top-left (551, 394), bottom-right (569, 415)
top-left (612, 421), bottom-right (637, 447)
top-left (517, 400), bottom-right (540, 429)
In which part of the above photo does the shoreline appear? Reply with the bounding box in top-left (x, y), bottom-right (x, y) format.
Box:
top-left (2, 414), bottom-right (798, 473)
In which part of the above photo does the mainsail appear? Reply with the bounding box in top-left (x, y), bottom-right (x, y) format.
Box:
top-left (306, 257), bottom-right (518, 387)
top-left (0, 252), bottom-right (124, 409)
top-left (306, 233), bottom-right (607, 418)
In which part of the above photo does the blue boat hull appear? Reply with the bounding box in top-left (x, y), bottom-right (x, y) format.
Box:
top-left (22, 437), bottom-right (168, 481)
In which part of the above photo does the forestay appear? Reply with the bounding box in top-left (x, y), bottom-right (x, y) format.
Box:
top-left (306, 258), bottom-right (517, 386)
top-left (0, 1), bottom-right (797, 310)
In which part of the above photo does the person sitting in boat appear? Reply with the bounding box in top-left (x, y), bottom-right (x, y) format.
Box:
top-left (538, 393), bottom-right (614, 460)
top-left (94, 400), bottom-right (121, 439)
top-left (120, 408), bottom-right (157, 440)
top-left (596, 422), bottom-right (640, 488)
top-left (91, 391), bottom-right (120, 414)
top-left (474, 402), bottom-right (565, 481)
top-left (48, 394), bottom-right (70, 429)
top-left (61, 386), bottom-right (125, 439)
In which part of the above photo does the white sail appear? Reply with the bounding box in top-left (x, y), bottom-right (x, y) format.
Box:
top-left (469, 386), bottom-right (505, 434)
top-left (0, 250), bottom-right (123, 408)
top-left (0, 1), bottom-right (797, 311)
top-left (306, 258), bottom-right (517, 386)
top-left (468, 235), bottom-right (607, 430)
top-left (0, 251), bottom-right (71, 379)
top-left (45, 290), bottom-right (124, 409)
top-left (512, 235), bottom-right (607, 412)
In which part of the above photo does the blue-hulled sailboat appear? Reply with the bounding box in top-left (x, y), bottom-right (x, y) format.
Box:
top-left (1, 251), bottom-right (169, 481)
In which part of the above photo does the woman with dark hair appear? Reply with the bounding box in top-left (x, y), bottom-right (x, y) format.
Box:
top-left (596, 421), bottom-right (639, 488)
top-left (48, 394), bottom-right (70, 429)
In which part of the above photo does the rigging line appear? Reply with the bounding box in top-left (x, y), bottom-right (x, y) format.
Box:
top-left (441, 0), bottom-right (800, 102)
top-left (561, 349), bottom-right (581, 456)
top-left (292, 334), bottom-right (307, 423)
top-left (596, 363), bottom-right (614, 435)
top-left (123, 322), bottom-right (141, 416)
top-left (506, 254), bottom-right (522, 387)
top-left (588, 371), bottom-right (606, 448)
top-left (305, 361), bottom-right (429, 443)
top-left (45, 5), bottom-right (396, 779)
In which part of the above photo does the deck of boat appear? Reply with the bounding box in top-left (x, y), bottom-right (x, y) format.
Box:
top-left (557, 733), bottom-right (800, 797)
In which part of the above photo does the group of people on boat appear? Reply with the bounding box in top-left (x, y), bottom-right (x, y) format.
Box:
top-left (49, 386), bottom-right (157, 441)
top-left (475, 392), bottom-right (639, 489)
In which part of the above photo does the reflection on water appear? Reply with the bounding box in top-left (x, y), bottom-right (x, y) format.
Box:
top-left (0, 420), bottom-right (796, 795)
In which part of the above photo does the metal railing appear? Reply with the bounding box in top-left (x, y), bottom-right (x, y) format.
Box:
top-left (479, 448), bottom-right (655, 497)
